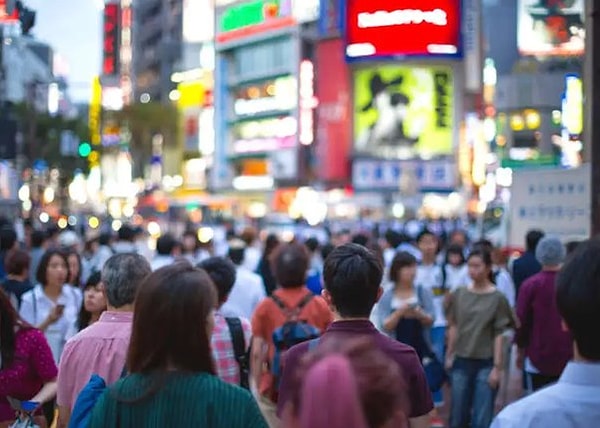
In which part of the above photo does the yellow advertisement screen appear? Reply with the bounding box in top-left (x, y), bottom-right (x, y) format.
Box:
top-left (354, 65), bottom-right (454, 158)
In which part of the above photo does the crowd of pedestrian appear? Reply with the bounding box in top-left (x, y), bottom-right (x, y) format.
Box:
top-left (0, 219), bottom-right (598, 428)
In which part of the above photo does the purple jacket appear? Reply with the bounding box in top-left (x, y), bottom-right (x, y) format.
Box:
top-left (515, 271), bottom-right (573, 376)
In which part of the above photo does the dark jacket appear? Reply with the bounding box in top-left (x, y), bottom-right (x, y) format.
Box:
top-left (512, 251), bottom-right (541, 296)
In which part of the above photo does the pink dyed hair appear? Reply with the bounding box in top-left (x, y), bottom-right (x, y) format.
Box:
top-left (284, 338), bottom-right (407, 428)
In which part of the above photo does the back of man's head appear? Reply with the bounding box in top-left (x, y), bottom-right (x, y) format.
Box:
top-left (118, 224), bottom-right (136, 242)
top-left (102, 253), bottom-right (151, 309)
top-left (323, 243), bottom-right (383, 318)
top-left (526, 229), bottom-right (545, 253)
top-left (0, 226), bottom-right (17, 252)
top-left (273, 242), bottom-right (309, 289)
top-left (31, 230), bottom-right (47, 249)
top-left (156, 234), bottom-right (177, 256)
top-left (556, 239), bottom-right (600, 361)
top-left (228, 239), bottom-right (246, 266)
top-left (198, 257), bottom-right (237, 306)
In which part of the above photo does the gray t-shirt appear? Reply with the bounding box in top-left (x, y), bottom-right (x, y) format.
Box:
top-left (446, 287), bottom-right (515, 359)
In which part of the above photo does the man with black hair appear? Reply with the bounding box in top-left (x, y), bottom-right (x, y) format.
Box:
top-left (198, 257), bottom-right (252, 388)
top-left (512, 229), bottom-right (544, 297)
top-left (492, 238), bottom-right (600, 427)
top-left (151, 234), bottom-right (180, 271)
top-left (112, 224), bottom-right (137, 254)
top-left (277, 243), bottom-right (432, 428)
top-left (221, 239), bottom-right (265, 320)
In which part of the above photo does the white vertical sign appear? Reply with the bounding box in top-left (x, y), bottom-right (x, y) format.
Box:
top-left (463, 0), bottom-right (482, 92)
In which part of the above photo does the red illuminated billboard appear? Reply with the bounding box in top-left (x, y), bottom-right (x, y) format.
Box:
top-left (0, 0), bottom-right (18, 22)
top-left (103, 3), bottom-right (120, 76)
top-left (316, 38), bottom-right (351, 183)
top-left (345, 0), bottom-right (462, 60)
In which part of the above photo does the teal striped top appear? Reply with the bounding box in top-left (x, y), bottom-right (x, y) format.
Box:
top-left (90, 372), bottom-right (268, 428)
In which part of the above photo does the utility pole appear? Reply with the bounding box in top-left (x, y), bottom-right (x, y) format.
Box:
top-left (586, 1), bottom-right (600, 236)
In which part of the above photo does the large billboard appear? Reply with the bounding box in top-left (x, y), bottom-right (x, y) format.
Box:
top-left (517, 0), bottom-right (585, 57)
top-left (345, 0), bottom-right (461, 60)
top-left (316, 38), bottom-right (351, 182)
top-left (354, 65), bottom-right (454, 159)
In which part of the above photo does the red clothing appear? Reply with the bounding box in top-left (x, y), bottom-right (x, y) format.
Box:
top-left (251, 287), bottom-right (333, 398)
top-left (276, 320), bottom-right (434, 419)
top-left (515, 271), bottom-right (573, 376)
top-left (0, 328), bottom-right (57, 422)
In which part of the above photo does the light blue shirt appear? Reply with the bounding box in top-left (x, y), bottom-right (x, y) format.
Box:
top-left (492, 362), bottom-right (600, 428)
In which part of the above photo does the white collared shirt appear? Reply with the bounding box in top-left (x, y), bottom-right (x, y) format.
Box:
top-left (492, 362), bottom-right (600, 428)
top-left (19, 284), bottom-right (81, 364)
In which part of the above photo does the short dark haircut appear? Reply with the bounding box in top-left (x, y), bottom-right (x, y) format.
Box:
top-left (472, 239), bottom-right (494, 252)
top-left (127, 263), bottom-right (216, 379)
top-left (565, 240), bottom-right (581, 256)
top-left (99, 232), bottom-right (112, 247)
top-left (384, 230), bottom-right (402, 249)
top-left (36, 249), bottom-right (70, 286)
top-left (228, 246), bottom-right (245, 266)
top-left (272, 243), bottom-right (309, 288)
top-left (5, 249), bottom-right (30, 275)
top-left (0, 227), bottom-right (17, 251)
top-left (304, 237), bottom-right (320, 253)
top-left (556, 239), bottom-right (600, 361)
top-left (416, 228), bottom-right (436, 243)
top-left (389, 251), bottom-right (417, 283)
top-left (118, 224), bottom-right (136, 242)
top-left (198, 257), bottom-right (237, 304)
top-left (31, 230), bottom-right (47, 248)
top-left (156, 234), bottom-right (177, 256)
top-left (323, 244), bottom-right (383, 318)
top-left (467, 248), bottom-right (495, 284)
top-left (526, 229), bottom-right (545, 252)
top-left (351, 233), bottom-right (369, 247)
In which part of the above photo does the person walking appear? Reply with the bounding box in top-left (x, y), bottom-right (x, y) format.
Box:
top-left (515, 236), bottom-right (572, 392)
top-left (445, 249), bottom-right (516, 428)
top-left (89, 262), bottom-right (267, 427)
top-left (56, 254), bottom-right (151, 427)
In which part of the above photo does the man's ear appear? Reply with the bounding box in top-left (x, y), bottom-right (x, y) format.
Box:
top-left (321, 289), bottom-right (333, 307)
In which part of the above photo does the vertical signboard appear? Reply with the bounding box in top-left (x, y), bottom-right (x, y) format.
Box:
top-left (318, 0), bottom-right (342, 37)
top-left (103, 3), bottom-right (121, 76)
top-left (316, 38), bottom-right (350, 182)
top-left (463, 0), bottom-right (482, 92)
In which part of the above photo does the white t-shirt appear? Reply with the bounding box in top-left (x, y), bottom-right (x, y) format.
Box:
top-left (221, 266), bottom-right (266, 320)
top-left (19, 284), bottom-right (81, 364)
top-left (416, 263), bottom-right (446, 328)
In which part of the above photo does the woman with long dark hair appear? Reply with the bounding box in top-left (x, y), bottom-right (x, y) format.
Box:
top-left (76, 272), bottom-right (107, 332)
top-left (445, 249), bottom-right (516, 428)
top-left (0, 289), bottom-right (57, 427)
top-left (90, 262), bottom-right (267, 427)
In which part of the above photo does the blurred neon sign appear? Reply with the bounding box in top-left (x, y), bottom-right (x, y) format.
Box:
top-left (103, 3), bottom-right (120, 76)
top-left (299, 60), bottom-right (318, 145)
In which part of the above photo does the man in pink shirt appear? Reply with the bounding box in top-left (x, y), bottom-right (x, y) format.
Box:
top-left (56, 253), bottom-right (151, 428)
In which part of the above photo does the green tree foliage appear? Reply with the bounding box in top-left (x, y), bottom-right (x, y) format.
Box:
top-left (114, 102), bottom-right (180, 178)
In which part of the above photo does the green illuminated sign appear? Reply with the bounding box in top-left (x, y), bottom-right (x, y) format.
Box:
top-left (219, 0), bottom-right (281, 33)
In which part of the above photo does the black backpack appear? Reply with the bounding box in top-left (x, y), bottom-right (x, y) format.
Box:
top-left (225, 317), bottom-right (250, 390)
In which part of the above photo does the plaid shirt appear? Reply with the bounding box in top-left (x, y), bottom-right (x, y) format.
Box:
top-left (211, 311), bottom-right (252, 386)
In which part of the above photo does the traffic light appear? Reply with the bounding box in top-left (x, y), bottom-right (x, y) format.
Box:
top-left (78, 142), bottom-right (92, 158)
top-left (15, 1), bottom-right (36, 35)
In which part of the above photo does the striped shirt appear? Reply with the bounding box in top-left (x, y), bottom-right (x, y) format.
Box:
top-left (90, 372), bottom-right (267, 427)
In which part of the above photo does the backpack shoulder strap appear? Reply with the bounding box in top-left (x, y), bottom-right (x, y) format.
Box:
top-left (225, 317), bottom-right (249, 389)
top-left (291, 293), bottom-right (314, 317)
top-left (270, 294), bottom-right (287, 310)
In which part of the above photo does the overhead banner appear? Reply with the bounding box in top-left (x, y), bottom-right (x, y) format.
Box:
top-left (345, 0), bottom-right (461, 60)
top-left (517, 0), bottom-right (584, 57)
top-left (354, 65), bottom-right (454, 159)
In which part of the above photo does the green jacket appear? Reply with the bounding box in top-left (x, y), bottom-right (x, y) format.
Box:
top-left (90, 372), bottom-right (268, 428)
